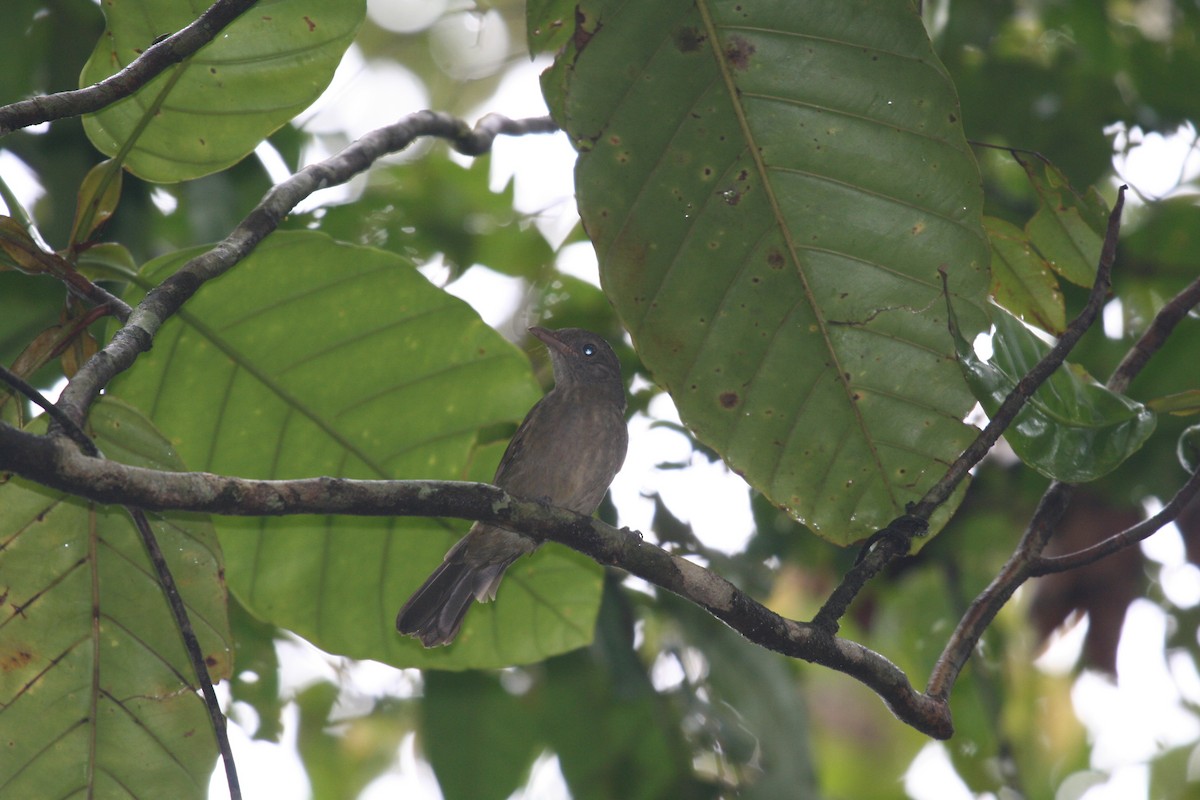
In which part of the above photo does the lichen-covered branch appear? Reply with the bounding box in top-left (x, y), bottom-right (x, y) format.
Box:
top-left (0, 422), bottom-right (952, 738)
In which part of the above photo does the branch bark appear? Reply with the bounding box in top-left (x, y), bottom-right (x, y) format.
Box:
top-left (0, 422), bottom-right (952, 739)
top-left (926, 211), bottom-right (1200, 702)
top-left (55, 112), bottom-right (557, 428)
top-left (0, 0), bottom-right (259, 136)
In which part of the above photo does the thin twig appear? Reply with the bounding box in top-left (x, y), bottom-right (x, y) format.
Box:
top-left (126, 507), bottom-right (241, 799)
top-left (1030, 465), bottom-right (1200, 574)
top-left (0, 0), bottom-right (259, 136)
top-left (910, 185), bottom-right (1127, 520)
top-left (924, 187), bottom-right (1200, 701)
top-left (55, 112), bottom-right (559, 427)
top-left (1108, 274), bottom-right (1200, 394)
top-left (1020, 274), bottom-right (1200, 573)
top-left (0, 364), bottom-right (98, 455)
top-left (926, 481), bottom-right (1073, 699)
top-left (0, 368), bottom-right (239, 793)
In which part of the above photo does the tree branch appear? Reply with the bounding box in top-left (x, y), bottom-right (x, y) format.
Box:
top-left (814, 187), bottom-right (1128, 634)
top-left (1108, 273), bottom-right (1200, 394)
top-left (0, 423), bottom-right (952, 738)
top-left (125, 507), bottom-right (241, 799)
top-left (0, 0), bottom-right (259, 136)
top-left (0, 364), bottom-right (98, 455)
top-left (926, 196), bottom-right (1200, 702)
top-left (1029, 465), bottom-right (1200, 575)
top-left (55, 112), bottom-right (558, 428)
top-left (909, 185), bottom-right (1127, 521)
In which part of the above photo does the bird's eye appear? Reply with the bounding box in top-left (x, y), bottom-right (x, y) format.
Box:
top-left (582, 344), bottom-right (596, 357)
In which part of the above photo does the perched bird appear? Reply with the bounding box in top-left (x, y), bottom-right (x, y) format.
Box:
top-left (396, 326), bottom-right (629, 647)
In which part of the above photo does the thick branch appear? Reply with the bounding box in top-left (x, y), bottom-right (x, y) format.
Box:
top-left (0, 0), bottom-right (258, 136)
top-left (0, 423), bottom-right (952, 738)
top-left (55, 112), bottom-right (558, 428)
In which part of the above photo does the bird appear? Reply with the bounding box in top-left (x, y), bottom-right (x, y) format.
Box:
top-left (396, 326), bottom-right (629, 647)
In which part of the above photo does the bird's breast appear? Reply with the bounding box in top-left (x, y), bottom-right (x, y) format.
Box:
top-left (494, 394), bottom-right (628, 515)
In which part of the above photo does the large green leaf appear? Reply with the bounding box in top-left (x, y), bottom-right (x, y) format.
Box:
top-left (951, 307), bottom-right (1156, 483)
top-left (0, 398), bottom-right (230, 799)
top-left (80, 0), bottom-right (363, 182)
top-left (108, 231), bottom-right (602, 669)
top-left (544, 0), bottom-right (991, 544)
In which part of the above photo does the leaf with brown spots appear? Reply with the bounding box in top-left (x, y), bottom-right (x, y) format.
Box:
top-left (0, 399), bottom-right (231, 798)
top-left (549, 0), bottom-right (990, 544)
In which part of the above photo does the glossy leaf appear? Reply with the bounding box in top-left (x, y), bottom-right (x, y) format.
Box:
top-left (546, 0), bottom-right (991, 544)
top-left (951, 307), bottom-right (1156, 483)
top-left (1178, 425), bottom-right (1200, 474)
top-left (108, 231), bottom-right (601, 669)
top-left (80, 0), bottom-right (363, 182)
top-left (76, 241), bottom-right (139, 282)
top-left (0, 398), bottom-right (230, 799)
top-left (984, 216), bottom-right (1065, 334)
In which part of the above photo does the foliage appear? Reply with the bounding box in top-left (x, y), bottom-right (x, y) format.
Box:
top-left (2, 0), bottom-right (1200, 799)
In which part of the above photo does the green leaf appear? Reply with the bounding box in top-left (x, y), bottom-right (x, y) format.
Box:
top-left (1022, 159), bottom-right (1108, 288)
top-left (422, 672), bottom-right (541, 800)
top-left (548, 0), bottom-right (991, 544)
top-left (227, 596), bottom-right (284, 742)
top-left (665, 594), bottom-right (819, 799)
top-left (296, 683), bottom-right (408, 799)
top-left (1147, 391), bottom-right (1200, 417)
top-left (538, 590), bottom-right (705, 800)
top-left (527, 0), bottom-right (576, 55)
top-left (984, 216), bottom-right (1065, 334)
top-left (108, 231), bottom-right (601, 669)
top-left (76, 241), bottom-right (139, 283)
top-left (69, 159), bottom-right (123, 246)
top-left (80, 0), bottom-right (364, 182)
top-left (951, 308), bottom-right (1156, 483)
top-left (0, 397), bottom-right (230, 799)
top-left (293, 157), bottom-right (555, 280)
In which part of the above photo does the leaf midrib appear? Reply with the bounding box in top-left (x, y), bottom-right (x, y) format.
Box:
top-left (694, 0), bottom-right (895, 506)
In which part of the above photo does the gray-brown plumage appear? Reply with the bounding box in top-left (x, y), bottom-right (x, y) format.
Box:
top-left (396, 326), bottom-right (628, 647)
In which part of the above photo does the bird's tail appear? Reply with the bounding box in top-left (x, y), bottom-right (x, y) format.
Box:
top-left (395, 549), bottom-right (516, 647)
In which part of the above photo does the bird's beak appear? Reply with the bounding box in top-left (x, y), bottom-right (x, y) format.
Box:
top-left (529, 326), bottom-right (573, 356)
